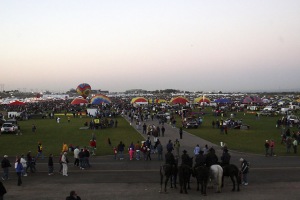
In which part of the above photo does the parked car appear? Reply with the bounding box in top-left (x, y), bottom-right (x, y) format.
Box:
top-left (183, 119), bottom-right (199, 129)
top-left (287, 115), bottom-right (300, 124)
top-left (258, 110), bottom-right (277, 117)
top-left (1, 123), bottom-right (18, 134)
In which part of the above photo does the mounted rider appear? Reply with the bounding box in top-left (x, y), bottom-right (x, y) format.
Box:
top-left (165, 149), bottom-right (176, 170)
top-left (220, 148), bottom-right (231, 166)
top-left (205, 147), bottom-right (218, 167)
top-left (181, 150), bottom-right (192, 167)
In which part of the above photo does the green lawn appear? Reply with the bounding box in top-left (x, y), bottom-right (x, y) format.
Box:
top-left (179, 109), bottom-right (299, 156)
top-left (0, 115), bottom-right (144, 157)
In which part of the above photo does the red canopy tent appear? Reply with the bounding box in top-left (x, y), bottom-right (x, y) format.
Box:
top-left (9, 100), bottom-right (26, 106)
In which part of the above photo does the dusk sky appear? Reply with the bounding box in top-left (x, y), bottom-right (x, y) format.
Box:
top-left (1, 0), bottom-right (299, 93)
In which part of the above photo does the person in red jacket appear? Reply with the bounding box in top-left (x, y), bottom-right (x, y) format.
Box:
top-left (89, 139), bottom-right (96, 156)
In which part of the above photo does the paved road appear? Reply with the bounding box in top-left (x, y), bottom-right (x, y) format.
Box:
top-left (2, 117), bottom-right (300, 200)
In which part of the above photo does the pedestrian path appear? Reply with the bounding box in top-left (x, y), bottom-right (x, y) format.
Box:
top-left (126, 117), bottom-right (220, 158)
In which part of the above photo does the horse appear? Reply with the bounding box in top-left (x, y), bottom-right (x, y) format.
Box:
top-left (194, 165), bottom-right (210, 196)
top-left (160, 160), bottom-right (178, 193)
top-left (221, 164), bottom-right (241, 191)
top-left (178, 157), bottom-right (193, 194)
top-left (209, 164), bottom-right (223, 193)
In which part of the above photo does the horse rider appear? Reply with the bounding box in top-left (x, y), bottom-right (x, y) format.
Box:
top-left (181, 150), bottom-right (192, 167)
top-left (165, 150), bottom-right (176, 169)
top-left (220, 148), bottom-right (231, 166)
top-left (205, 147), bottom-right (218, 167)
top-left (193, 150), bottom-right (206, 175)
top-left (194, 150), bottom-right (206, 168)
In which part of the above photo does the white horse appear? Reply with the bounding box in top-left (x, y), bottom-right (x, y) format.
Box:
top-left (209, 164), bottom-right (223, 193)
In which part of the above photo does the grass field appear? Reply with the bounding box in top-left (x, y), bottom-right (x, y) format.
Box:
top-left (180, 110), bottom-right (300, 156)
top-left (0, 115), bottom-right (144, 157)
top-left (0, 109), bottom-right (299, 157)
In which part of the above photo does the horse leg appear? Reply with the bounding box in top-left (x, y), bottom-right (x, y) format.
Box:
top-left (184, 181), bottom-right (188, 194)
top-left (221, 175), bottom-right (224, 188)
top-left (236, 175), bottom-right (240, 191)
top-left (174, 175), bottom-right (177, 188)
top-left (165, 177), bottom-right (169, 193)
top-left (187, 176), bottom-right (191, 190)
top-left (170, 176), bottom-right (173, 188)
top-left (197, 180), bottom-right (200, 191)
top-left (230, 175), bottom-right (235, 191)
top-left (160, 170), bottom-right (164, 193)
top-left (203, 180), bottom-right (208, 196)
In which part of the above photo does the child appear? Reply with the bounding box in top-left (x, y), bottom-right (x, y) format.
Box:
top-left (48, 154), bottom-right (54, 175)
top-left (129, 148), bottom-right (134, 161)
top-left (113, 147), bottom-right (117, 160)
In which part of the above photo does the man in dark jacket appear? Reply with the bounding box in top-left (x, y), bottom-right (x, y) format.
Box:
top-left (220, 149), bottom-right (231, 166)
top-left (205, 147), bottom-right (218, 167)
top-left (165, 151), bottom-right (176, 166)
top-left (194, 150), bottom-right (206, 168)
top-left (1, 155), bottom-right (11, 181)
top-left (181, 150), bottom-right (192, 166)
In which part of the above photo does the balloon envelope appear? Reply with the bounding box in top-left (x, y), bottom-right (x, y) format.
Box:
top-left (170, 96), bottom-right (189, 105)
top-left (130, 97), bottom-right (148, 104)
top-left (76, 83), bottom-right (91, 99)
top-left (71, 98), bottom-right (88, 105)
top-left (90, 94), bottom-right (111, 104)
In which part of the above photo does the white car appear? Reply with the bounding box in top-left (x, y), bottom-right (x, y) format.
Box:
top-left (287, 115), bottom-right (300, 124)
top-left (1, 123), bottom-right (18, 133)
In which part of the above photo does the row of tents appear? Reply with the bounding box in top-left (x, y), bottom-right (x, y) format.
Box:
top-left (3, 95), bottom-right (300, 106)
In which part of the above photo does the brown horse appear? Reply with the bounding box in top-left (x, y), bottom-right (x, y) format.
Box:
top-left (160, 159), bottom-right (178, 193)
top-left (221, 164), bottom-right (241, 191)
top-left (194, 166), bottom-right (210, 196)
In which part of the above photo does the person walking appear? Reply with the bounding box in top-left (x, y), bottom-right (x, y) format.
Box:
top-left (193, 144), bottom-right (200, 156)
top-left (264, 140), bottom-right (270, 156)
top-left (89, 139), bottom-right (96, 156)
top-left (156, 141), bottom-right (163, 160)
top-left (293, 138), bottom-right (298, 154)
top-left (61, 152), bottom-right (69, 176)
top-left (240, 158), bottom-right (249, 186)
top-left (1, 155), bottom-right (11, 181)
top-left (26, 151), bottom-right (35, 173)
top-left (48, 154), bottom-right (54, 175)
top-left (62, 142), bottom-right (68, 153)
top-left (15, 157), bottom-right (23, 186)
top-left (134, 141), bottom-right (141, 160)
top-left (161, 125), bottom-right (165, 137)
top-left (73, 146), bottom-right (80, 167)
top-left (174, 139), bottom-right (181, 158)
top-left (36, 141), bottom-right (44, 160)
top-left (20, 155), bottom-right (27, 176)
top-left (179, 127), bottom-right (183, 139)
top-left (117, 141), bottom-right (125, 160)
top-left (269, 139), bottom-right (276, 156)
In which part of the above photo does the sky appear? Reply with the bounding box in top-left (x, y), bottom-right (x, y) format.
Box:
top-left (0, 0), bottom-right (300, 93)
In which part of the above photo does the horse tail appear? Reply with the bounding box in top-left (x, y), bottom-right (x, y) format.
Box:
top-left (218, 165), bottom-right (223, 190)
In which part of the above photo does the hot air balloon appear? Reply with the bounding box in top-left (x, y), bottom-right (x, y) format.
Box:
top-left (76, 83), bottom-right (91, 99)
top-left (90, 94), bottom-right (112, 104)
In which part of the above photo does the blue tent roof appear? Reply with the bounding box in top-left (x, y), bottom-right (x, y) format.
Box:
top-left (214, 98), bottom-right (232, 103)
